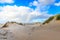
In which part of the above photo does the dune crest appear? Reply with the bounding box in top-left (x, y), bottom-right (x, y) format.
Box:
top-left (0, 14), bottom-right (60, 40)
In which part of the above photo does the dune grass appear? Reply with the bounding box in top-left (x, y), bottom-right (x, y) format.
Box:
top-left (43, 16), bottom-right (54, 24)
top-left (10, 22), bottom-right (23, 25)
top-left (43, 14), bottom-right (60, 24)
top-left (2, 23), bottom-right (8, 28)
top-left (55, 14), bottom-right (60, 20)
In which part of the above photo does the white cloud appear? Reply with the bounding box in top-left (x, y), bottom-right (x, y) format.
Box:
top-left (0, 5), bottom-right (52, 23)
top-left (54, 2), bottom-right (60, 6)
top-left (0, 0), bottom-right (55, 23)
top-left (0, 0), bottom-right (14, 3)
top-left (38, 0), bottom-right (55, 5)
top-left (30, 0), bottom-right (55, 6)
top-left (29, 1), bottom-right (39, 6)
top-left (0, 5), bottom-right (32, 23)
top-left (29, 0), bottom-right (55, 12)
top-left (0, 5), bottom-right (42, 23)
top-left (29, 0), bottom-right (55, 22)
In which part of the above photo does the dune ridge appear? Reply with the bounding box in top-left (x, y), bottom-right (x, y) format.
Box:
top-left (0, 14), bottom-right (60, 40)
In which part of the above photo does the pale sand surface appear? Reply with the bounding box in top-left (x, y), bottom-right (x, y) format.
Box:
top-left (0, 21), bottom-right (60, 40)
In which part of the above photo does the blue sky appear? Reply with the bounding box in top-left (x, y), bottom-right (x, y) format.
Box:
top-left (0, 0), bottom-right (60, 23)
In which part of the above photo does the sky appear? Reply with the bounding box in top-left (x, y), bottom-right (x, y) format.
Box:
top-left (0, 0), bottom-right (60, 23)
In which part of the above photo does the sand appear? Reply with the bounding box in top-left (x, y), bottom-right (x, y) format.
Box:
top-left (0, 21), bottom-right (60, 40)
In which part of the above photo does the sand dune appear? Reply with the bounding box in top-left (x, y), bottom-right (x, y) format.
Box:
top-left (0, 22), bottom-right (41, 40)
top-left (0, 19), bottom-right (60, 40)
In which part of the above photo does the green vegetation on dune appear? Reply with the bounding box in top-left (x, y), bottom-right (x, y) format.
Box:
top-left (43, 16), bottom-right (54, 24)
top-left (43, 14), bottom-right (60, 24)
top-left (2, 22), bottom-right (23, 28)
top-left (2, 23), bottom-right (8, 28)
top-left (55, 14), bottom-right (60, 20)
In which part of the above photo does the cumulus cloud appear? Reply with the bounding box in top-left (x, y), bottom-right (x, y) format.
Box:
top-left (0, 5), bottom-right (52, 23)
top-left (29, 0), bottom-right (56, 22)
top-left (38, 0), bottom-right (55, 5)
top-left (54, 2), bottom-right (60, 6)
top-left (29, 1), bottom-right (39, 6)
top-left (0, 5), bottom-right (33, 23)
top-left (0, 5), bottom-right (44, 23)
top-left (30, 0), bottom-right (55, 10)
top-left (0, 0), bottom-right (56, 23)
top-left (30, 0), bottom-right (55, 6)
top-left (0, 0), bottom-right (14, 3)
